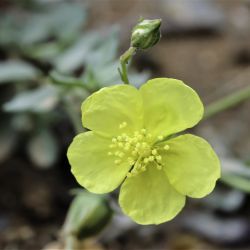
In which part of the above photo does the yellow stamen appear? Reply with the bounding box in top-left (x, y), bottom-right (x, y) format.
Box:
top-left (149, 156), bottom-right (154, 162)
top-left (157, 164), bottom-right (162, 170)
top-left (152, 149), bottom-right (157, 155)
top-left (110, 128), bottom-right (169, 175)
top-left (156, 155), bottom-right (162, 162)
top-left (158, 135), bottom-right (164, 140)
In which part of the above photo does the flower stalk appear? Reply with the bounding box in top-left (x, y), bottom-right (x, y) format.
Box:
top-left (119, 47), bottom-right (136, 84)
top-left (119, 18), bottom-right (162, 84)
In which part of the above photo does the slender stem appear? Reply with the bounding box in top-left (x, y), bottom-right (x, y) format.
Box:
top-left (120, 60), bottom-right (129, 84)
top-left (49, 70), bottom-right (93, 93)
top-left (204, 85), bottom-right (250, 120)
top-left (119, 47), bottom-right (136, 84)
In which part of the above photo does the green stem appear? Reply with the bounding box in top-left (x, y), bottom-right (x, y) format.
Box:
top-left (119, 47), bottom-right (136, 84)
top-left (204, 85), bottom-right (250, 120)
top-left (65, 235), bottom-right (81, 250)
top-left (49, 70), bottom-right (93, 93)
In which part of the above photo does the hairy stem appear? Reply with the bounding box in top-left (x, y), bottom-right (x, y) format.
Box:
top-left (119, 47), bottom-right (136, 84)
top-left (204, 85), bottom-right (250, 119)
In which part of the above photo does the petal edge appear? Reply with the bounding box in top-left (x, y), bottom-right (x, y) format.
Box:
top-left (119, 165), bottom-right (186, 225)
top-left (161, 134), bottom-right (220, 198)
top-left (140, 78), bottom-right (204, 140)
top-left (82, 84), bottom-right (143, 137)
top-left (67, 132), bottom-right (131, 193)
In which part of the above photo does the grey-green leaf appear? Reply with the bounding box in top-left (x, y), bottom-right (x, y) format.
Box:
top-left (0, 61), bottom-right (40, 84)
top-left (53, 32), bottom-right (99, 73)
top-left (27, 129), bottom-right (59, 168)
top-left (20, 3), bottom-right (87, 45)
top-left (3, 85), bottom-right (58, 113)
top-left (221, 157), bottom-right (250, 193)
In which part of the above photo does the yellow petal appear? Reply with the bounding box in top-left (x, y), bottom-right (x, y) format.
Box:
top-left (140, 78), bottom-right (204, 141)
top-left (67, 132), bottom-right (131, 193)
top-left (161, 134), bottom-right (221, 198)
top-left (119, 165), bottom-right (185, 225)
top-left (82, 84), bottom-right (143, 137)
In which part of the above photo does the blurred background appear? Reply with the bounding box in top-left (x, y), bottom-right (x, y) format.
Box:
top-left (0, 0), bottom-right (250, 249)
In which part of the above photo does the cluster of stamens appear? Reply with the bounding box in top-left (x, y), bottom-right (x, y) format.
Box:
top-left (107, 122), bottom-right (170, 177)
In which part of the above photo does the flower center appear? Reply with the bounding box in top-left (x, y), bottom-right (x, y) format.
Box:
top-left (107, 122), bottom-right (170, 177)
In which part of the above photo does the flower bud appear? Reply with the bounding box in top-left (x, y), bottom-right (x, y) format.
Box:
top-left (131, 19), bottom-right (161, 50)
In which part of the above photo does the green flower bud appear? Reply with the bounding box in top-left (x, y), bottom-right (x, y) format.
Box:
top-left (131, 19), bottom-right (162, 50)
top-left (63, 191), bottom-right (112, 240)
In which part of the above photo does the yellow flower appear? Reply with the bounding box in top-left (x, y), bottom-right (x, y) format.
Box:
top-left (67, 78), bottom-right (220, 225)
